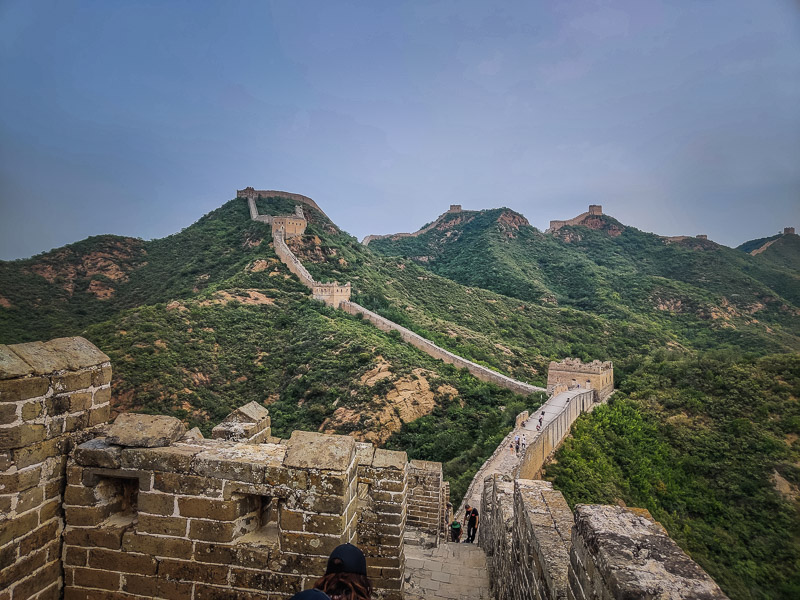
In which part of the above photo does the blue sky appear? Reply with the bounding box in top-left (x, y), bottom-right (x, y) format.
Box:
top-left (1, 0), bottom-right (798, 259)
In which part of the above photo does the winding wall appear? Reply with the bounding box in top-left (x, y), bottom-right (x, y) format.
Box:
top-left (246, 193), bottom-right (545, 397)
top-left (340, 301), bottom-right (544, 396)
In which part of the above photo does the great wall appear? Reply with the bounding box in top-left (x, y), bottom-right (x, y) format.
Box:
top-left (0, 190), bottom-right (732, 599)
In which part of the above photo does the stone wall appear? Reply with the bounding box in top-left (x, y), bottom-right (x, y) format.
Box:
top-left (406, 460), bottom-right (446, 544)
top-left (341, 301), bottom-right (544, 396)
top-left (237, 188), bottom-right (331, 222)
top-left (546, 358), bottom-right (613, 401)
top-left (356, 443), bottom-right (408, 598)
top-left (516, 389), bottom-right (595, 480)
top-left (272, 216), bottom-right (307, 239)
top-left (1, 336), bottom-right (452, 599)
top-left (273, 228), bottom-right (315, 289)
top-left (479, 477), bottom-right (729, 600)
top-left (0, 337), bottom-right (112, 600)
top-left (569, 505), bottom-right (728, 600)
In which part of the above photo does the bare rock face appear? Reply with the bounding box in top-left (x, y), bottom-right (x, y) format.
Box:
top-left (106, 413), bottom-right (186, 448)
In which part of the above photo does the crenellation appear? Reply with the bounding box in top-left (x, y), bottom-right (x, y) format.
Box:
top-left (546, 357), bottom-right (613, 401)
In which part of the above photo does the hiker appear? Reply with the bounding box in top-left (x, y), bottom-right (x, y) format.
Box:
top-left (521, 434), bottom-right (527, 452)
top-left (515, 438), bottom-right (520, 454)
top-left (466, 506), bottom-right (479, 543)
top-left (314, 543), bottom-right (373, 600)
top-left (463, 504), bottom-right (472, 527)
top-left (450, 519), bottom-right (462, 542)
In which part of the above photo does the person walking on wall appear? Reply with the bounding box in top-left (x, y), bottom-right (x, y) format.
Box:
top-left (466, 506), bottom-right (479, 543)
top-left (450, 519), bottom-right (462, 542)
top-left (314, 543), bottom-right (373, 600)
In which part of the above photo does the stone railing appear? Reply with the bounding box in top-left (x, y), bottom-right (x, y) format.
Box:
top-left (341, 301), bottom-right (544, 396)
top-left (479, 476), bottom-right (729, 600)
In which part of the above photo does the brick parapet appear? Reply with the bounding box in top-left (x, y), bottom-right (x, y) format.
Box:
top-left (569, 505), bottom-right (729, 600)
top-left (0, 336), bottom-right (112, 600)
top-left (546, 358), bottom-right (613, 401)
top-left (356, 447), bottom-right (409, 600)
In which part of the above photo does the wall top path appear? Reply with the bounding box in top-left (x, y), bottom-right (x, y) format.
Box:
top-left (237, 187), bottom-right (332, 222)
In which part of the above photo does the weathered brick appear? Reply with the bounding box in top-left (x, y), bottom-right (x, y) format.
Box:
top-left (280, 531), bottom-right (343, 556)
top-left (138, 492), bottom-right (175, 516)
top-left (178, 496), bottom-right (247, 521)
top-left (188, 518), bottom-right (240, 543)
top-left (64, 524), bottom-right (127, 550)
top-left (136, 514), bottom-right (187, 537)
top-left (0, 377), bottom-right (49, 403)
top-left (89, 548), bottom-right (157, 575)
top-left (158, 559), bottom-right (229, 585)
top-left (51, 370), bottom-right (93, 393)
top-left (154, 472), bottom-right (223, 498)
top-left (0, 423), bottom-right (46, 450)
top-left (0, 508), bottom-right (38, 545)
top-left (92, 365), bottom-right (113, 387)
top-left (18, 519), bottom-right (59, 557)
top-left (0, 466), bottom-right (41, 494)
top-left (16, 485), bottom-right (44, 513)
top-left (120, 445), bottom-right (200, 473)
top-left (228, 568), bottom-right (304, 594)
top-left (122, 573), bottom-right (192, 599)
top-left (92, 386), bottom-right (111, 407)
top-left (9, 560), bottom-right (60, 599)
top-left (64, 545), bottom-right (88, 566)
top-left (45, 394), bottom-right (71, 417)
top-left (65, 504), bottom-right (116, 527)
top-left (0, 403), bottom-right (18, 425)
top-left (121, 532), bottom-right (193, 559)
top-left (12, 437), bottom-right (64, 469)
top-left (0, 545), bottom-right (47, 588)
top-left (71, 566), bottom-right (121, 591)
top-left (89, 404), bottom-right (111, 426)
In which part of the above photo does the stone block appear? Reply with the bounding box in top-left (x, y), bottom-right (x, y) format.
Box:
top-left (193, 443), bottom-right (286, 483)
top-left (0, 423), bottom-right (46, 450)
top-left (74, 438), bottom-right (122, 469)
top-left (0, 376), bottom-right (49, 403)
top-left (121, 444), bottom-right (202, 472)
top-left (106, 413), bottom-right (186, 448)
top-left (158, 559), bottom-right (229, 585)
top-left (0, 345), bottom-right (34, 380)
top-left (0, 403), bottom-right (17, 425)
top-left (43, 337), bottom-right (110, 371)
top-left (178, 496), bottom-right (248, 521)
top-left (70, 566), bottom-right (121, 591)
top-left (373, 448), bottom-right (408, 470)
top-left (88, 403), bottom-right (111, 426)
top-left (88, 548), bottom-right (158, 575)
top-left (51, 370), bottom-right (93, 393)
top-left (284, 430), bottom-right (355, 472)
top-left (0, 510), bottom-right (39, 545)
top-left (122, 532), bottom-right (193, 559)
top-left (138, 491), bottom-right (176, 516)
top-left (154, 472), bottom-right (223, 498)
top-left (137, 514), bottom-right (188, 537)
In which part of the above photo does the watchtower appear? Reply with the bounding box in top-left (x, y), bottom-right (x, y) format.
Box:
top-left (588, 205), bottom-right (602, 216)
top-left (785, 227), bottom-right (795, 235)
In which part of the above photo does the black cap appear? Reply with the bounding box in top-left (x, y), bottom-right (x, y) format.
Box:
top-left (326, 543), bottom-right (367, 576)
top-left (290, 590), bottom-right (330, 600)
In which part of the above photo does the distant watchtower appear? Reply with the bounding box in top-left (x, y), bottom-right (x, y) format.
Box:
top-left (449, 205), bottom-right (462, 213)
top-left (785, 227), bottom-right (796, 235)
top-left (588, 205), bottom-right (602, 216)
top-left (696, 234), bottom-right (708, 240)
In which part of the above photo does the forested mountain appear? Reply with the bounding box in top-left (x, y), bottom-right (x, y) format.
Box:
top-left (1, 195), bottom-right (798, 599)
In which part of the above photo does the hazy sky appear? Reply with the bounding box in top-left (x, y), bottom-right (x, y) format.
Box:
top-left (1, 1), bottom-right (799, 260)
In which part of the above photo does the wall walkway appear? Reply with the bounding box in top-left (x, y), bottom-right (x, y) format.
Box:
top-left (457, 388), bottom-right (597, 518)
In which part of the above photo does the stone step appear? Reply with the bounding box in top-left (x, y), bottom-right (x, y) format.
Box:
top-left (404, 542), bottom-right (491, 600)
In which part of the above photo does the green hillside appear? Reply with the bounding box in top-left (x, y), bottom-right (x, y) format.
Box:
top-left (368, 208), bottom-right (800, 355)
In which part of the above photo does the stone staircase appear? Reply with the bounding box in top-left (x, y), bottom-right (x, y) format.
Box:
top-left (404, 542), bottom-right (491, 600)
